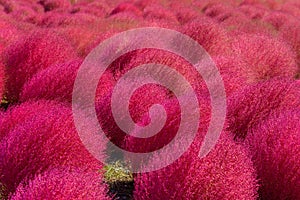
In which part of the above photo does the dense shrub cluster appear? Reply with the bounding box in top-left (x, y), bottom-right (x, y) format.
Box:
top-left (11, 168), bottom-right (110, 200)
top-left (0, 0), bottom-right (299, 199)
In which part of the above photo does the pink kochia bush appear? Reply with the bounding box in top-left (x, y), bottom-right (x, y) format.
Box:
top-left (123, 93), bottom-right (211, 170)
top-left (20, 59), bottom-right (83, 103)
top-left (230, 32), bottom-right (298, 83)
top-left (170, 3), bottom-right (201, 24)
top-left (20, 59), bottom-right (116, 104)
top-left (133, 132), bottom-right (258, 199)
top-left (0, 100), bottom-right (60, 140)
top-left (70, 1), bottom-right (111, 18)
top-left (95, 48), bottom-right (212, 147)
top-left (0, 62), bottom-right (4, 100)
top-left (124, 93), bottom-right (181, 154)
top-left (245, 109), bottom-right (300, 199)
top-left (124, 91), bottom-right (257, 198)
top-left (263, 11), bottom-right (300, 70)
top-left (180, 16), bottom-right (232, 56)
top-left (39, 0), bottom-right (71, 12)
top-left (143, 4), bottom-right (179, 25)
top-left (96, 81), bottom-right (172, 148)
top-left (11, 168), bottom-right (110, 200)
top-left (0, 14), bottom-right (26, 47)
top-left (1, 0), bottom-right (300, 198)
top-left (0, 100), bottom-right (105, 194)
top-left (3, 29), bottom-right (77, 101)
top-left (110, 2), bottom-right (143, 17)
top-left (227, 78), bottom-right (300, 139)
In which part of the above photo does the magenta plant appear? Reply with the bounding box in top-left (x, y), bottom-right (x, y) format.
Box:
top-left (230, 32), bottom-right (298, 83)
top-left (3, 29), bottom-right (77, 101)
top-left (110, 2), bottom-right (143, 17)
top-left (10, 167), bottom-right (110, 200)
top-left (237, 4), bottom-right (269, 19)
top-left (203, 2), bottom-right (235, 20)
top-left (180, 16), bottom-right (232, 56)
top-left (245, 109), bottom-right (300, 199)
top-left (0, 62), bottom-right (4, 100)
top-left (6, 0), bottom-right (43, 24)
top-left (0, 14), bottom-right (25, 47)
top-left (96, 81), bottom-right (172, 148)
top-left (212, 56), bottom-right (248, 95)
top-left (263, 11), bottom-right (300, 69)
top-left (133, 132), bottom-right (258, 199)
top-left (170, 3), bottom-right (201, 24)
top-left (124, 96), bottom-right (181, 154)
top-left (20, 58), bottom-right (117, 104)
top-left (39, 0), bottom-right (72, 12)
top-left (280, 1), bottom-right (300, 18)
top-left (227, 78), bottom-right (300, 139)
top-left (121, 85), bottom-right (213, 170)
top-left (143, 4), bottom-right (179, 24)
top-left (0, 100), bottom-right (61, 140)
top-left (0, 101), bottom-right (105, 194)
top-left (20, 59), bottom-right (83, 103)
top-left (70, 0), bottom-right (111, 18)
top-left (1, 0), bottom-right (300, 199)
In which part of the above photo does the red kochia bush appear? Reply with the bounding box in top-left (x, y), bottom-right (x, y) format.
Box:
top-left (143, 4), bottom-right (179, 25)
top-left (123, 92), bottom-right (181, 155)
top-left (123, 93), bottom-right (212, 173)
top-left (56, 23), bottom-right (104, 57)
top-left (0, 101), bottom-right (60, 141)
top-left (227, 78), bottom-right (300, 140)
top-left (0, 62), bottom-right (4, 100)
top-left (280, 1), bottom-right (300, 18)
top-left (0, 15), bottom-right (25, 47)
top-left (0, 101), bottom-right (105, 194)
top-left (20, 59), bottom-right (83, 103)
top-left (212, 56), bottom-right (248, 95)
top-left (203, 2), bottom-right (235, 19)
top-left (7, 0), bottom-right (44, 24)
top-left (110, 2), bottom-right (142, 17)
top-left (95, 46), bottom-right (218, 147)
top-left (170, 3), bottom-right (201, 24)
top-left (96, 81), bottom-right (172, 149)
top-left (263, 12), bottom-right (300, 69)
top-left (37, 13), bottom-right (104, 56)
top-left (231, 33), bottom-right (298, 83)
top-left (245, 109), bottom-right (300, 199)
top-left (3, 29), bottom-right (77, 101)
top-left (180, 16), bottom-right (232, 56)
top-left (262, 11), bottom-right (297, 30)
top-left (39, 0), bottom-right (71, 12)
top-left (20, 59), bottom-right (115, 104)
top-left (11, 168), bottom-right (110, 200)
top-left (70, 0), bottom-right (111, 18)
top-left (241, 0), bottom-right (283, 9)
top-left (237, 4), bottom-right (270, 19)
top-left (39, 12), bottom-right (99, 27)
top-left (133, 132), bottom-right (258, 200)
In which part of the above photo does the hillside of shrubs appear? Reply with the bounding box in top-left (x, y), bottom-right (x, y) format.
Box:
top-left (0, 0), bottom-right (299, 199)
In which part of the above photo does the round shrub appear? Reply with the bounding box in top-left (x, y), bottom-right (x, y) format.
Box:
top-left (39, 0), bottom-right (71, 12)
top-left (110, 2), bottom-right (142, 17)
top-left (3, 29), bottom-right (77, 101)
top-left (227, 78), bottom-right (300, 139)
top-left (230, 32), bottom-right (298, 83)
top-left (0, 101), bottom-right (105, 194)
top-left (180, 16), bottom-right (232, 56)
top-left (245, 109), bottom-right (300, 199)
top-left (11, 167), bottom-right (110, 200)
top-left (20, 59), bottom-right (115, 104)
top-left (133, 132), bottom-right (258, 199)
